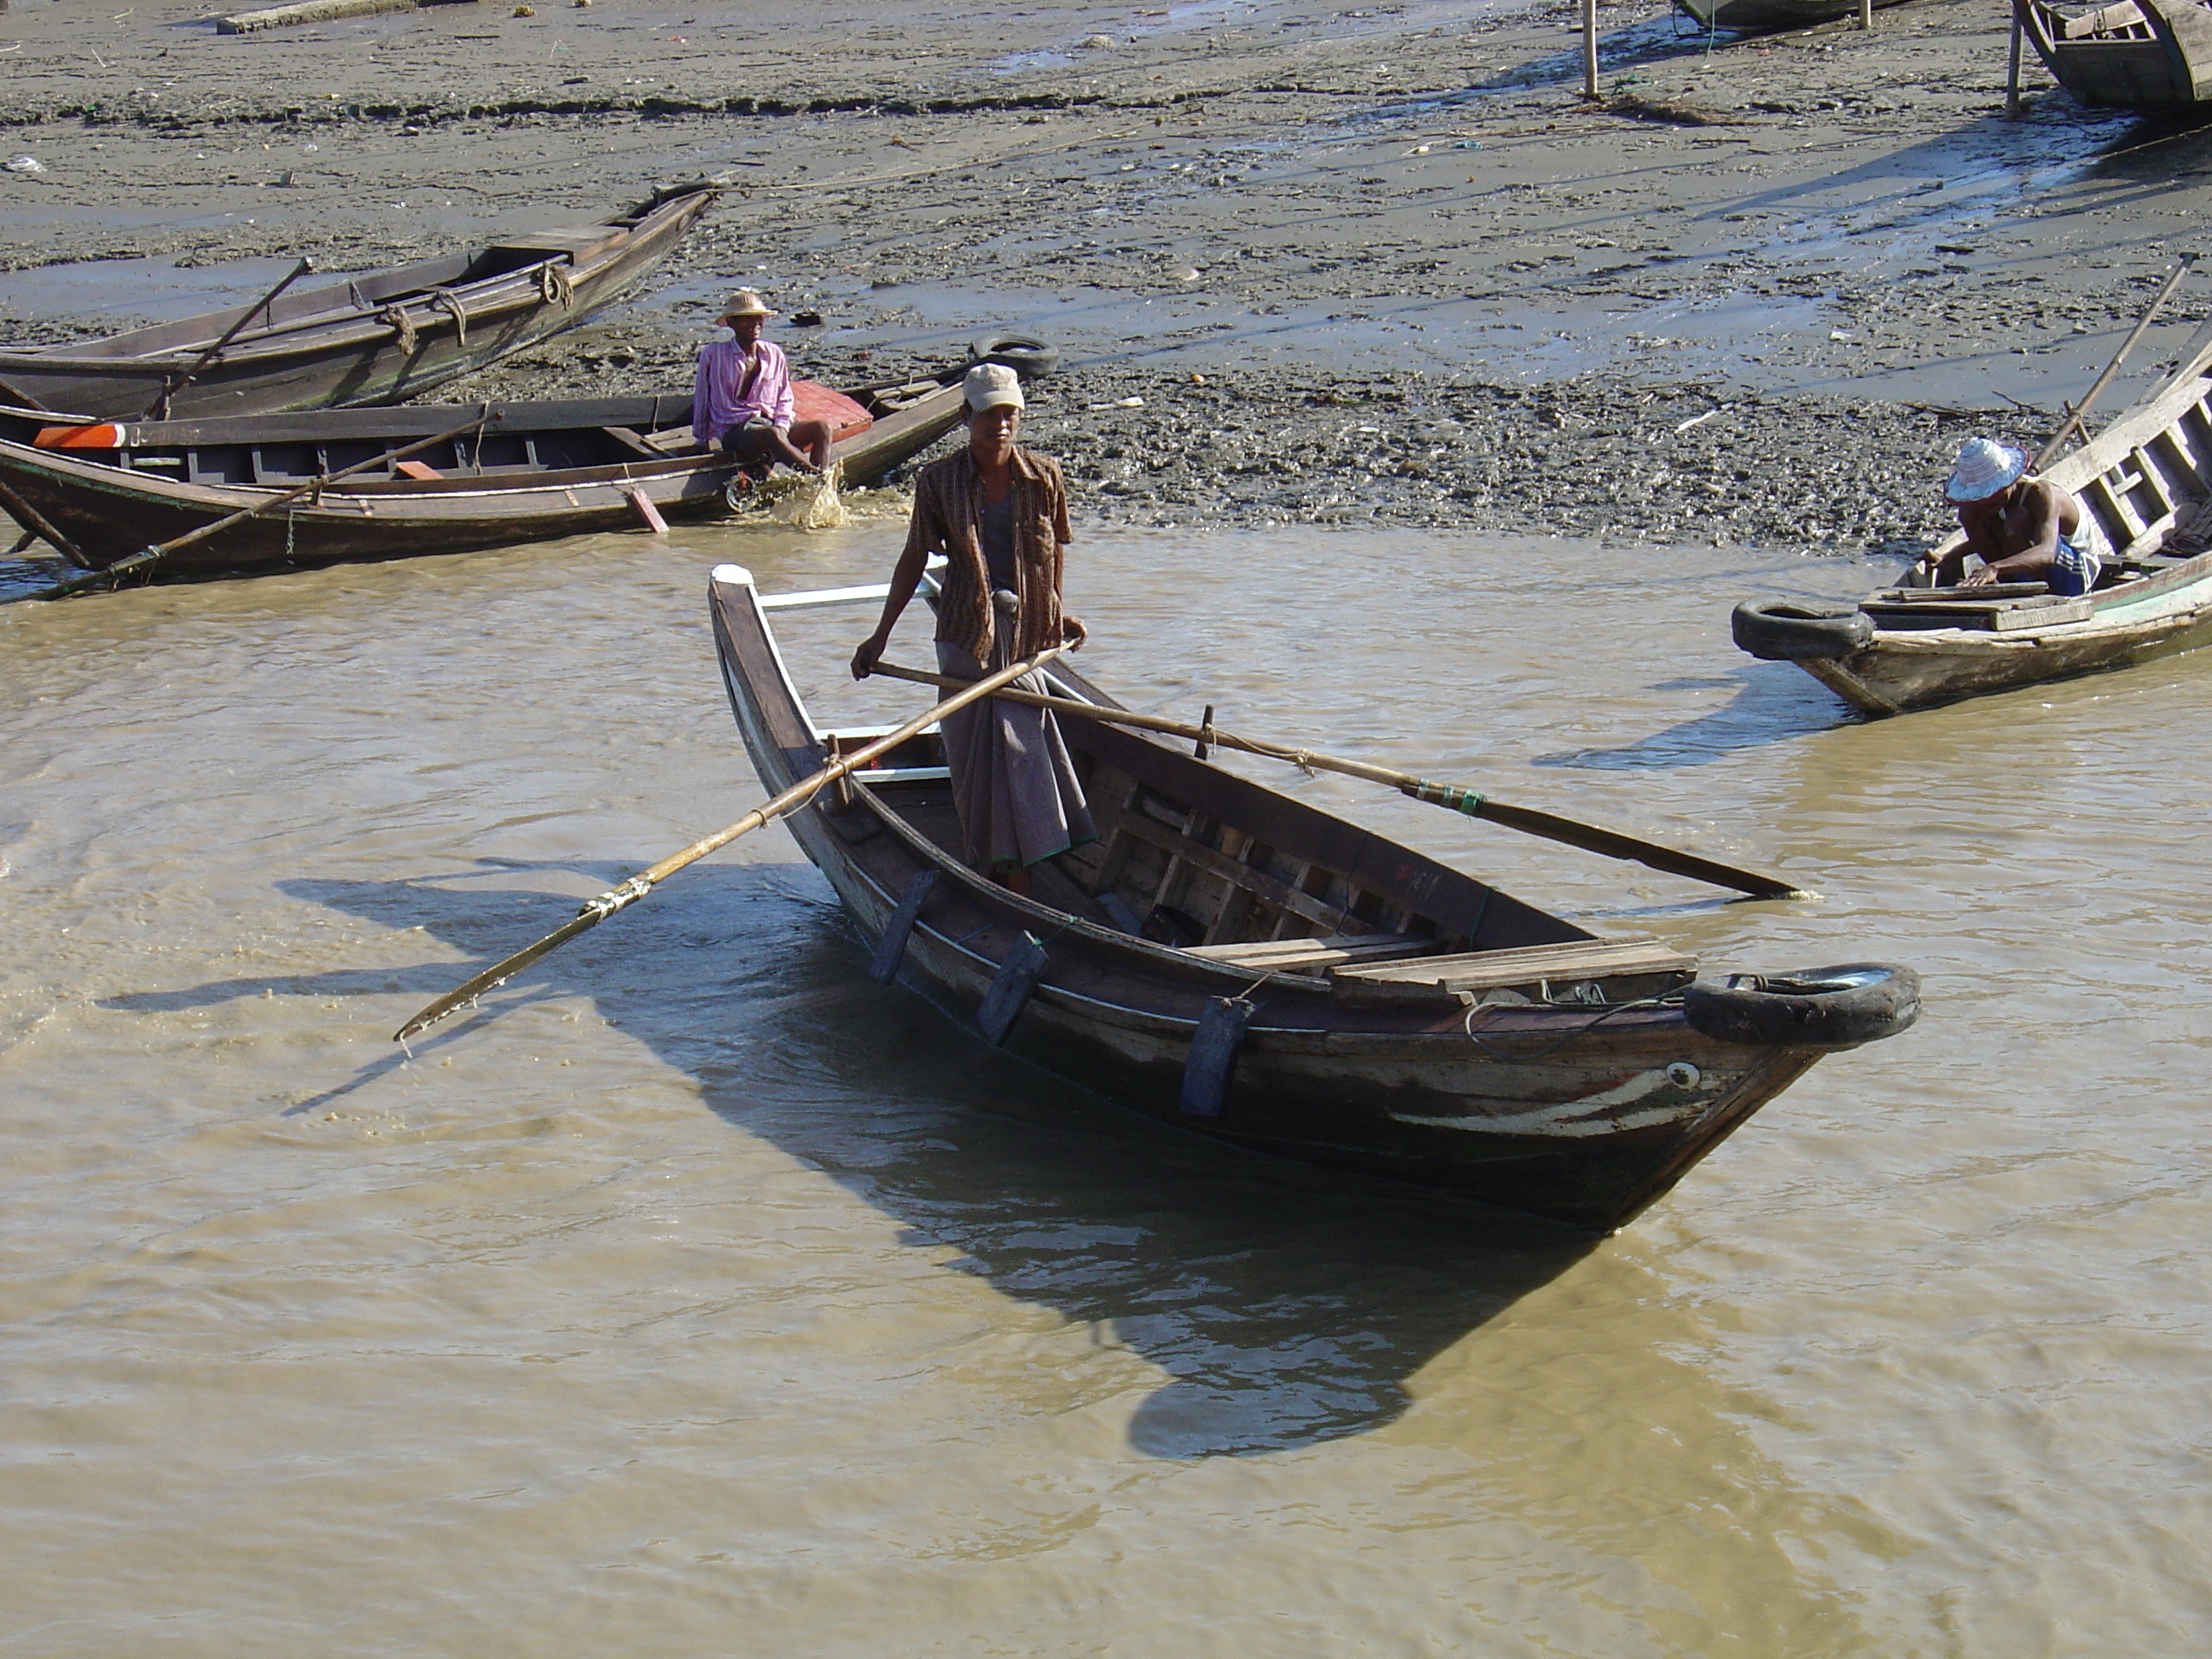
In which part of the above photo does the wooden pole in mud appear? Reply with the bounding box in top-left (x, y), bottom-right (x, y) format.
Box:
top-left (1580, 0), bottom-right (1598, 100)
top-left (2006, 9), bottom-right (2025, 119)
top-left (1860, 0), bottom-right (1873, 28)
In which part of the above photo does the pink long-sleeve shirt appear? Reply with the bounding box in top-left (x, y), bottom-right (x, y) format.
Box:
top-left (692, 338), bottom-right (795, 445)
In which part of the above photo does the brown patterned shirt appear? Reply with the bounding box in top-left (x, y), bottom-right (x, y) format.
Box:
top-left (902, 445), bottom-right (1073, 664)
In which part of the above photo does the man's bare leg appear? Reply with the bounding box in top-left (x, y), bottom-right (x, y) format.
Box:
top-left (790, 417), bottom-right (835, 471)
top-left (763, 428), bottom-right (822, 474)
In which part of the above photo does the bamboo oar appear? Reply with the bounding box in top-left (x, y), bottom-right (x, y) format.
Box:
top-left (1, 409), bottom-right (494, 605)
top-left (2033, 252), bottom-right (2197, 471)
top-left (393, 643), bottom-right (1067, 1044)
top-left (869, 661), bottom-right (1813, 902)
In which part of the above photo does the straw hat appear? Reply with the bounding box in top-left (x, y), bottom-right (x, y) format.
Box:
top-left (719, 288), bottom-right (773, 323)
top-left (1945, 437), bottom-right (2028, 503)
top-left (963, 361), bottom-right (1025, 413)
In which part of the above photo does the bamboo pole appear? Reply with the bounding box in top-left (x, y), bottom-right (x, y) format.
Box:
top-left (2006, 6), bottom-right (2025, 119)
top-left (393, 643), bottom-right (1068, 1043)
top-left (2033, 253), bottom-right (2197, 471)
top-left (146, 257), bottom-right (315, 418)
top-left (1582, 0), bottom-right (1600, 100)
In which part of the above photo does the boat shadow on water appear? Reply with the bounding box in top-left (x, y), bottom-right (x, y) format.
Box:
top-left (1534, 661), bottom-right (1858, 771)
top-left (105, 859), bottom-right (1604, 1460)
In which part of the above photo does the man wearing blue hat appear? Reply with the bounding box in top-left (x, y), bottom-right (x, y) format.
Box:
top-left (1925, 436), bottom-right (2104, 595)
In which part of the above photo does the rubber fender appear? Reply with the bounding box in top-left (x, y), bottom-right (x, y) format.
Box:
top-left (968, 332), bottom-right (1062, 381)
top-left (1731, 598), bottom-right (1876, 661)
top-left (1684, 963), bottom-right (1920, 1051)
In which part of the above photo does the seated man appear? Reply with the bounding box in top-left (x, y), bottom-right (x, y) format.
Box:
top-left (1927, 436), bottom-right (2103, 595)
top-left (690, 289), bottom-right (833, 474)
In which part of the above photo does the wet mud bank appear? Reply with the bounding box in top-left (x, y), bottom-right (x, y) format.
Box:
top-left (5, 0), bottom-right (2212, 556)
top-left (459, 332), bottom-right (2011, 550)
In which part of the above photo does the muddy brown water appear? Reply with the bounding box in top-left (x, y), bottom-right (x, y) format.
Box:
top-left (4, 522), bottom-right (2210, 1655)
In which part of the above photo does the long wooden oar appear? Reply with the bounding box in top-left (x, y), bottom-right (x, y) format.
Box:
top-left (1, 410), bottom-right (493, 605)
top-left (393, 643), bottom-right (1067, 1044)
top-left (870, 661), bottom-right (1813, 902)
top-left (2033, 252), bottom-right (2197, 470)
top-left (145, 256), bottom-right (315, 419)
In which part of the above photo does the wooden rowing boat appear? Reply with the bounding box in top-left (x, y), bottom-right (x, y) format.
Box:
top-left (2016, 0), bottom-right (2212, 108)
top-left (0, 184), bottom-right (716, 421)
top-left (711, 565), bottom-right (1918, 1232)
top-left (1731, 346), bottom-right (2212, 714)
top-left (0, 370), bottom-right (967, 576)
top-left (1673, 0), bottom-right (1912, 31)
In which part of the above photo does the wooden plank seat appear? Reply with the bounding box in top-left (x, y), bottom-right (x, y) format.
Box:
top-left (1108, 806), bottom-right (1360, 934)
top-left (1330, 937), bottom-right (1697, 1004)
top-left (1185, 932), bottom-right (1441, 971)
top-left (1861, 593), bottom-right (2094, 632)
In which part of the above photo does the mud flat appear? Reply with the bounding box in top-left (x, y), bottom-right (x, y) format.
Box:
top-left (4, 0), bottom-right (2211, 552)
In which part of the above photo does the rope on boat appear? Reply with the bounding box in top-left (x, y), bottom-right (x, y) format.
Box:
top-left (1460, 990), bottom-right (1686, 1062)
top-left (431, 290), bottom-right (469, 347)
top-left (378, 304), bottom-right (417, 356)
top-left (538, 261), bottom-right (575, 309)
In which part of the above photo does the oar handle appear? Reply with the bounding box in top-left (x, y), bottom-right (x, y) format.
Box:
top-left (393, 642), bottom-right (1065, 1043)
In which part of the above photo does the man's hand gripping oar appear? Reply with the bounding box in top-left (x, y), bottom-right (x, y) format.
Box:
top-left (393, 643), bottom-right (1066, 1045)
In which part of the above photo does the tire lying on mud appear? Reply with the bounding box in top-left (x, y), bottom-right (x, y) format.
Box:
top-left (969, 332), bottom-right (1062, 381)
top-left (1684, 963), bottom-right (1920, 1051)
top-left (1731, 598), bottom-right (1876, 661)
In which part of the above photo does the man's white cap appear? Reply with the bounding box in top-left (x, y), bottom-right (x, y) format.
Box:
top-left (963, 361), bottom-right (1026, 413)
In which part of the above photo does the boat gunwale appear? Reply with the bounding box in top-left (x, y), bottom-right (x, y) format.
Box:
top-left (0, 375), bottom-right (964, 564)
top-left (2, 188), bottom-right (715, 375)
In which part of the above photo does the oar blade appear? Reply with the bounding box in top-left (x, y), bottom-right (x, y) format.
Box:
top-left (1471, 797), bottom-right (1814, 902)
top-left (393, 908), bottom-right (606, 1043)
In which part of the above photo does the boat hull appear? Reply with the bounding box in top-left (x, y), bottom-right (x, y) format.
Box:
top-left (1798, 582), bottom-right (2212, 714)
top-left (0, 186), bottom-right (714, 421)
top-left (2017, 0), bottom-right (2212, 108)
top-left (711, 568), bottom-right (1865, 1233)
top-left (0, 379), bottom-right (964, 575)
top-left (1743, 342), bottom-right (2212, 713)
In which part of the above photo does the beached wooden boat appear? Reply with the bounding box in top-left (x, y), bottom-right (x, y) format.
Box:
top-left (0, 184), bottom-right (716, 421)
top-left (1732, 347), bottom-right (2212, 714)
top-left (2016, 0), bottom-right (2212, 108)
top-left (0, 370), bottom-right (966, 576)
top-left (711, 564), bottom-right (1918, 1232)
top-left (1674, 0), bottom-right (1912, 32)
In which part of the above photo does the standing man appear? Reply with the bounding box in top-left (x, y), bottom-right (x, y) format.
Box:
top-left (1927, 437), bottom-right (2104, 595)
top-left (850, 362), bottom-right (1093, 893)
top-left (691, 289), bottom-right (833, 474)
